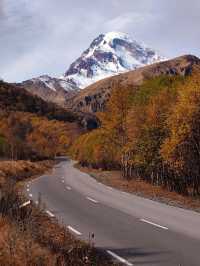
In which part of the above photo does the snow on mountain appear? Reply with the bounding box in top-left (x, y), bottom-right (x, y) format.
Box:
top-left (20, 75), bottom-right (79, 107)
top-left (63, 32), bottom-right (166, 88)
top-left (28, 75), bottom-right (78, 92)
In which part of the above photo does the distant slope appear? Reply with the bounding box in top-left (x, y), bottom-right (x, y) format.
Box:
top-left (0, 80), bottom-right (100, 130)
top-left (20, 75), bottom-right (79, 108)
top-left (63, 31), bottom-right (165, 88)
top-left (0, 80), bottom-right (77, 122)
top-left (68, 55), bottom-right (200, 113)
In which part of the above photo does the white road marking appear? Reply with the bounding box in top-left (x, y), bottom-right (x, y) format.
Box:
top-left (66, 186), bottom-right (72, 190)
top-left (35, 200), bottom-right (39, 205)
top-left (140, 219), bottom-right (168, 230)
top-left (27, 184), bottom-right (30, 188)
top-left (67, 226), bottom-right (82, 236)
top-left (27, 188), bottom-right (30, 192)
top-left (19, 200), bottom-right (31, 208)
top-left (86, 197), bottom-right (98, 204)
top-left (29, 194), bottom-right (33, 198)
top-left (107, 250), bottom-right (133, 266)
top-left (62, 180), bottom-right (65, 183)
top-left (46, 210), bottom-right (55, 217)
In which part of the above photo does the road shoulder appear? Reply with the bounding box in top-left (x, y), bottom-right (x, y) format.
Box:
top-left (75, 163), bottom-right (200, 213)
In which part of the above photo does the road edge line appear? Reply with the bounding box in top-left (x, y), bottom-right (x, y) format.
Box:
top-left (107, 250), bottom-right (133, 266)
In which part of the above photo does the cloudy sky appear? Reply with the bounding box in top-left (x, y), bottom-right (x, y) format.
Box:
top-left (0, 0), bottom-right (199, 82)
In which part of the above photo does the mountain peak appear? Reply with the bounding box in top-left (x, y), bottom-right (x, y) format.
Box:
top-left (101, 31), bottom-right (131, 42)
top-left (63, 32), bottom-right (166, 88)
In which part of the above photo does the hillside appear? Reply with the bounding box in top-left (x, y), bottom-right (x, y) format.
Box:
top-left (20, 75), bottom-right (79, 108)
top-left (0, 80), bottom-right (77, 122)
top-left (71, 64), bottom-right (200, 198)
top-left (0, 81), bottom-right (98, 130)
top-left (0, 81), bottom-right (85, 160)
top-left (68, 55), bottom-right (200, 113)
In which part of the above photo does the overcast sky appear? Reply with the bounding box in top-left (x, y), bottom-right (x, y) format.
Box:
top-left (0, 0), bottom-right (199, 82)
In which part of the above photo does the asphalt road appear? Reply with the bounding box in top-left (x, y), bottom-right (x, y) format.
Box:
top-left (25, 158), bottom-right (200, 266)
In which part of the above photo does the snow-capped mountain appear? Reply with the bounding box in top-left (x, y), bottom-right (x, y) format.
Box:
top-left (20, 75), bottom-right (79, 107)
top-left (24, 75), bottom-right (78, 92)
top-left (20, 32), bottom-right (166, 105)
top-left (63, 32), bottom-right (166, 88)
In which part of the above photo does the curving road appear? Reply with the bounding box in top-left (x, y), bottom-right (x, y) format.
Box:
top-left (25, 158), bottom-right (200, 266)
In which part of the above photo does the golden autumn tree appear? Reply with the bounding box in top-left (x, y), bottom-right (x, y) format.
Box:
top-left (120, 74), bottom-right (181, 183)
top-left (98, 82), bottom-right (135, 177)
top-left (28, 117), bottom-right (70, 159)
top-left (0, 112), bottom-right (33, 159)
top-left (127, 88), bottom-right (177, 184)
top-left (0, 110), bottom-right (76, 160)
top-left (161, 69), bottom-right (200, 195)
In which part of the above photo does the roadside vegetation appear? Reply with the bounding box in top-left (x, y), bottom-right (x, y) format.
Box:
top-left (71, 67), bottom-right (200, 198)
top-left (0, 81), bottom-right (116, 265)
top-left (0, 160), bottom-right (117, 266)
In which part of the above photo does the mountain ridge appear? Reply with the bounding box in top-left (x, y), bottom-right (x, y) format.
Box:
top-left (20, 75), bottom-right (79, 107)
top-left (67, 54), bottom-right (200, 113)
top-left (63, 31), bottom-right (165, 88)
top-left (18, 31), bottom-right (165, 106)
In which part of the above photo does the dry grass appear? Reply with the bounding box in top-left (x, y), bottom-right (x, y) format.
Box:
top-left (0, 216), bottom-right (53, 266)
top-left (0, 204), bottom-right (114, 266)
top-left (0, 160), bottom-right (53, 188)
top-left (77, 165), bottom-right (200, 212)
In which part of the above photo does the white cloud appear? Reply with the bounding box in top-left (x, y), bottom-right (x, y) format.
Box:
top-left (103, 12), bottom-right (155, 33)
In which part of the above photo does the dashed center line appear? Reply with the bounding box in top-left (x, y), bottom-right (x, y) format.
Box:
top-left (86, 197), bottom-right (98, 204)
top-left (29, 193), bottom-right (33, 198)
top-left (107, 250), bottom-right (133, 266)
top-left (67, 226), bottom-right (82, 236)
top-left (46, 210), bottom-right (55, 217)
top-left (66, 186), bottom-right (72, 190)
top-left (27, 188), bottom-right (30, 192)
top-left (140, 219), bottom-right (168, 230)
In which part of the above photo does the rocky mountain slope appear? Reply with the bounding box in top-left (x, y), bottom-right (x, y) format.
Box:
top-left (0, 80), bottom-right (98, 130)
top-left (63, 32), bottom-right (165, 88)
top-left (67, 55), bottom-right (200, 113)
top-left (19, 32), bottom-right (165, 107)
top-left (20, 75), bottom-right (79, 107)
